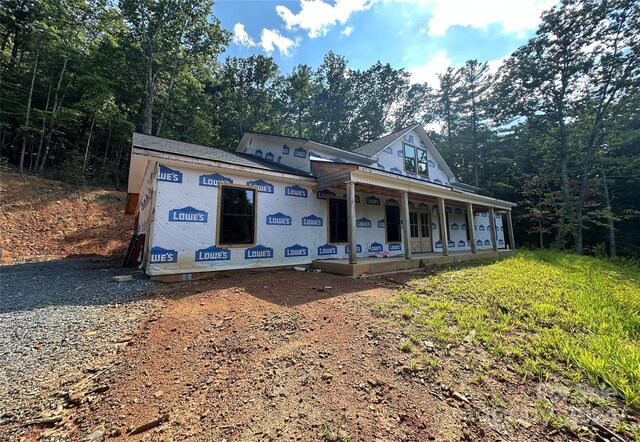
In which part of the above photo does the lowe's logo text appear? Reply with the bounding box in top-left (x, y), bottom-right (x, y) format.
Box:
top-left (158, 165), bottom-right (182, 183)
top-left (317, 244), bottom-right (337, 255)
top-left (285, 244), bottom-right (308, 257)
top-left (285, 185), bottom-right (308, 198)
top-left (266, 212), bottom-right (292, 226)
top-left (302, 214), bottom-right (323, 226)
top-left (247, 179), bottom-right (274, 194)
top-left (150, 246), bottom-right (178, 263)
top-left (195, 246), bottom-right (230, 262)
top-left (199, 173), bottom-right (233, 187)
top-left (245, 245), bottom-right (273, 259)
top-left (368, 242), bottom-right (383, 252)
top-left (168, 206), bottom-right (208, 223)
top-left (356, 217), bottom-right (371, 228)
top-left (389, 244), bottom-right (401, 251)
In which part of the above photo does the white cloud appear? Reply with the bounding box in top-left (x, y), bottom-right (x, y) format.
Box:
top-left (424, 0), bottom-right (557, 36)
top-left (276, 0), bottom-right (372, 38)
top-left (232, 23), bottom-right (256, 47)
top-left (341, 26), bottom-right (353, 36)
top-left (408, 51), bottom-right (452, 87)
top-left (260, 29), bottom-right (297, 56)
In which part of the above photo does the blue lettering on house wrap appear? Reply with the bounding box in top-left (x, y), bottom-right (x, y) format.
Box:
top-left (448, 240), bottom-right (455, 248)
top-left (376, 163), bottom-right (385, 170)
top-left (481, 212), bottom-right (488, 217)
top-left (461, 223), bottom-right (467, 230)
top-left (478, 224), bottom-right (485, 231)
top-left (406, 172), bottom-right (417, 178)
top-left (285, 244), bottom-right (308, 257)
top-left (397, 150), bottom-right (403, 157)
top-left (285, 185), bottom-right (308, 198)
top-left (390, 167), bottom-right (403, 175)
top-left (451, 223), bottom-right (459, 230)
top-left (309, 151), bottom-right (321, 158)
top-left (266, 212), bottom-right (292, 226)
top-left (432, 222), bottom-right (437, 230)
top-left (458, 240), bottom-right (466, 247)
top-left (499, 239), bottom-right (504, 245)
top-left (420, 140), bottom-right (426, 148)
top-left (366, 195), bottom-right (380, 205)
top-left (356, 217), bottom-right (371, 228)
top-left (158, 165), bottom-right (182, 183)
top-left (331, 157), bottom-right (346, 163)
top-left (342, 193), bottom-right (360, 203)
top-left (168, 206), bottom-right (208, 223)
top-left (389, 243), bottom-right (401, 251)
top-left (277, 156), bottom-right (282, 163)
top-left (377, 219), bottom-right (385, 228)
top-left (245, 244), bottom-right (273, 259)
top-left (254, 149), bottom-right (263, 158)
top-left (345, 244), bottom-right (362, 254)
top-left (386, 198), bottom-right (398, 205)
top-left (445, 206), bottom-right (452, 213)
top-left (419, 203), bottom-right (429, 209)
top-left (455, 208), bottom-right (463, 214)
top-left (383, 146), bottom-right (392, 154)
top-left (433, 178), bottom-right (442, 184)
top-left (317, 243), bottom-right (337, 255)
top-left (484, 239), bottom-right (491, 246)
top-left (428, 159), bottom-right (435, 168)
top-left (195, 245), bottom-right (230, 262)
top-left (150, 246), bottom-right (178, 263)
top-left (316, 189), bottom-right (335, 199)
top-left (282, 144), bottom-right (290, 155)
top-left (435, 241), bottom-right (442, 249)
top-left (302, 214), bottom-right (323, 226)
top-left (500, 226), bottom-right (504, 231)
top-left (294, 147), bottom-right (307, 158)
top-left (247, 179), bottom-right (274, 193)
top-left (265, 152), bottom-right (275, 161)
top-left (409, 201), bottom-right (415, 208)
top-left (369, 242), bottom-right (383, 252)
top-left (199, 172), bottom-right (233, 187)
top-left (476, 239), bottom-right (483, 246)
top-left (404, 134), bottom-right (414, 143)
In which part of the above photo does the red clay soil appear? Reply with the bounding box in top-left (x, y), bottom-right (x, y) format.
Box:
top-left (0, 170), bottom-right (133, 264)
top-left (24, 269), bottom-right (625, 442)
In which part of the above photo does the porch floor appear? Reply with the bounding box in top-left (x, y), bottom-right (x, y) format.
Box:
top-left (312, 249), bottom-right (516, 276)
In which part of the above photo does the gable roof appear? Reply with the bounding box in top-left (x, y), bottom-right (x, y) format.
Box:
top-left (132, 133), bottom-right (312, 177)
top-left (351, 124), bottom-right (418, 157)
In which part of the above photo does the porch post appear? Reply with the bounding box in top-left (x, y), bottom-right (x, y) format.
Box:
top-left (489, 207), bottom-right (498, 252)
top-left (400, 191), bottom-right (411, 259)
top-left (506, 210), bottom-right (516, 250)
top-left (347, 181), bottom-right (357, 264)
top-left (466, 203), bottom-right (477, 254)
top-left (437, 197), bottom-right (449, 256)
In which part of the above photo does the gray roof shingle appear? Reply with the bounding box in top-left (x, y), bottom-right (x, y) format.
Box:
top-left (352, 124), bottom-right (418, 157)
top-left (132, 133), bottom-right (312, 176)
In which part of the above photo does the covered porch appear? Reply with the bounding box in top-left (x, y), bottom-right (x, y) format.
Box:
top-left (310, 161), bottom-right (517, 276)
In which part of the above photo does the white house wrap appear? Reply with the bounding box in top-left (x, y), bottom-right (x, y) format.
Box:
top-left (127, 124), bottom-right (515, 278)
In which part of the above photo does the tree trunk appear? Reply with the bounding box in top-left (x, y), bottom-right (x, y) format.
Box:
top-left (39, 56), bottom-right (69, 171)
top-left (102, 121), bottom-right (112, 172)
top-left (539, 219), bottom-right (544, 249)
top-left (142, 52), bottom-right (154, 135)
top-left (82, 113), bottom-right (97, 176)
top-left (19, 50), bottom-right (39, 173)
top-left (34, 80), bottom-right (52, 171)
top-left (155, 60), bottom-right (179, 137)
top-left (601, 166), bottom-right (616, 257)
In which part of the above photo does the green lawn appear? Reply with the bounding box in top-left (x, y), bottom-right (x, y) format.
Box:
top-left (381, 250), bottom-right (640, 408)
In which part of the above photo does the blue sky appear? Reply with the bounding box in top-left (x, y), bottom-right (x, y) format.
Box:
top-left (212, 0), bottom-right (557, 87)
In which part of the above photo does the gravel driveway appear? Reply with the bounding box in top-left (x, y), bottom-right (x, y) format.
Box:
top-left (0, 258), bottom-right (160, 429)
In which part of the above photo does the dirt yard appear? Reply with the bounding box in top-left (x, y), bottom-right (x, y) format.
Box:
top-left (0, 170), bottom-right (132, 264)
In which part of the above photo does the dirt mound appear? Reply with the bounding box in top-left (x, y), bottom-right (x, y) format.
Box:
top-left (0, 170), bottom-right (133, 264)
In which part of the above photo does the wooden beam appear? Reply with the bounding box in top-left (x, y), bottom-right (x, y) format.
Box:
top-left (400, 191), bottom-right (411, 259)
top-left (125, 193), bottom-right (139, 215)
top-left (347, 181), bottom-right (357, 264)
top-left (489, 207), bottom-right (498, 252)
top-left (466, 203), bottom-right (477, 254)
top-left (506, 210), bottom-right (516, 250)
top-left (438, 197), bottom-right (449, 256)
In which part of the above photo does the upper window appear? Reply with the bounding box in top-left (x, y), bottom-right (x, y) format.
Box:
top-left (403, 143), bottom-right (429, 177)
top-left (386, 205), bottom-right (401, 243)
top-left (218, 185), bottom-right (256, 246)
top-left (329, 199), bottom-right (348, 243)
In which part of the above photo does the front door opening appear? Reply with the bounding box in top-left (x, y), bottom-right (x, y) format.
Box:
top-left (409, 210), bottom-right (432, 253)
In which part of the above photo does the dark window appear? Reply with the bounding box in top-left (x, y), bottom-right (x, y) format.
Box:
top-left (386, 205), bottom-right (401, 243)
top-left (420, 212), bottom-right (430, 238)
top-left (417, 148), bottom-right (429, 176)
top-left (445, 212), bottom-right (451, 240)
top-left (329, 199), bottom-right (348, 243)
top-left (403, 144), bottom-right (416, 173)
top-left (219, 186), bottom-right (256, 245)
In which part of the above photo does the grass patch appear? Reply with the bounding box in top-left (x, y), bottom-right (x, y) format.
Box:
top-left (385, 250), bottom-right (640, 407)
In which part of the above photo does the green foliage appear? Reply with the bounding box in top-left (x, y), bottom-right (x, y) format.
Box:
top-left (387, 251), bottom-right (640, 407)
